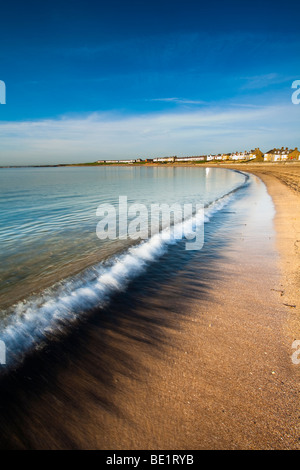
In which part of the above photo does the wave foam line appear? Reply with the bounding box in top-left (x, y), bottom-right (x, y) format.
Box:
top-left (0, 180), bottom-right (246, 369)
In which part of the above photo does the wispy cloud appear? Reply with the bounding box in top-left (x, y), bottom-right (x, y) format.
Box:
top-left (0, 104), bottom-right (299, 165)
top-left (239, 73), bottom-right (294, 90)
top-left (150, 97), bottom-right (207, 105)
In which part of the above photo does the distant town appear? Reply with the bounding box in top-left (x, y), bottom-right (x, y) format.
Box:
top-left (88, 147), bottom-right (300, 165)
top-left (1, 147), bottom-right (300, 168)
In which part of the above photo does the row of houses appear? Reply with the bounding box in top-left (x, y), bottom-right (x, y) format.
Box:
top-left (97, 159), bottom-right (142, 164)
top-left (206, 148), bottom-right (264, 161)
top-left (263, 147), bottom-right (300, 162)
top-left (96, 147), bottom-right (300, 164)
top-left (207, 147), bottom-right (300, 162)
top-left (150, 150), bottom-right (262, 163)
top-left (96, 156), bottom-right (206, 164)
top-left (152, 156), bottom-right (206, 163)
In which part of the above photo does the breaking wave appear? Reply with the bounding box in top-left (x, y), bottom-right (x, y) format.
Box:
top-left (0, 174), bottom-right (248, 370)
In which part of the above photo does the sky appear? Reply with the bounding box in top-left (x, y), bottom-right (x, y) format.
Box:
top-left (0, 0), bottom-right (300, 165)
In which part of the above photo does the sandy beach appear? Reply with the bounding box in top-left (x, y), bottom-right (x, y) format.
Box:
top-left (0, 164), bottom-right (299, 450)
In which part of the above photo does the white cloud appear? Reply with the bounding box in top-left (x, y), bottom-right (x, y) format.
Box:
top-left (0, 104), bottom-right (299, 165)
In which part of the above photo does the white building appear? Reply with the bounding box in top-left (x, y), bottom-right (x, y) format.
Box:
top-left (153, 157), bottom-right (176, 162)
top-left (176, 156), bottom-right (206, 162)
top-left (264, 148), bottom-right (292, 162)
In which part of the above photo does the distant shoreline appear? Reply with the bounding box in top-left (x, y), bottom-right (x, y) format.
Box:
top-left (2, 161), bottom-right (300, 169)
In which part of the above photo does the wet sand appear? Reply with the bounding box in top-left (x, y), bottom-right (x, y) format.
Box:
top-left (0, 167), bottom-right (299, 449)
top-left (227, 163), bottom-right (300, 346)
top-left (229, 164), bottom-right (300, 438)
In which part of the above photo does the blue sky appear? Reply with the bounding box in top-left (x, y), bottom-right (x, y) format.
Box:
top-left (0, 0), bottom-right (300, 164)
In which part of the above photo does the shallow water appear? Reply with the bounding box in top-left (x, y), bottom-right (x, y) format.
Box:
top-left (0, 166), bottom-right (244, 311)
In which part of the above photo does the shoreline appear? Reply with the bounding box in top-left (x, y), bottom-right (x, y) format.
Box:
top-left (228, 163), bottom-right (300, 371)
top-left (227, 163), bottom-right (300, 321)
top-left (0, 165), bottom-right (299, 449)
top-left (1, 161), bottom-right (300, 169)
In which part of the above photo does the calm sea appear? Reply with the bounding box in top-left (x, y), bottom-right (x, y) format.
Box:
top-left (0, 166), bottom-right (247, 367)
